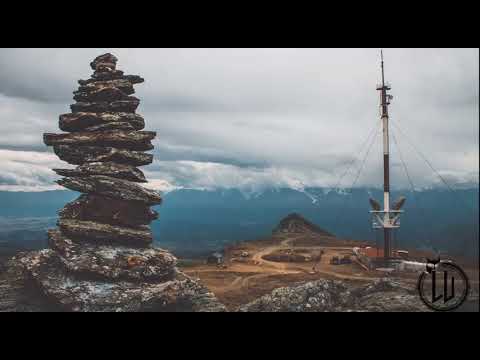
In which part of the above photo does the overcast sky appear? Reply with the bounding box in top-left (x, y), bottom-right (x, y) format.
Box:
top-left (0, 48), bottom-right (478, 193)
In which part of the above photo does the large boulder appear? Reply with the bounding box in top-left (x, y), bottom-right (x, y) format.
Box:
top-left (48, 230), bottom-right (176, 281)
top-left (17, 250), bottom-right (226, 312)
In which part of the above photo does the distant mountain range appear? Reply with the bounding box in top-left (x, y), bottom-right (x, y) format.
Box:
top-left (0, 187), bottom-right (478, 259)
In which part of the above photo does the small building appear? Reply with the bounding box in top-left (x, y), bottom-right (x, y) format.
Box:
top-left (207, 252), bottom-right (224, 265)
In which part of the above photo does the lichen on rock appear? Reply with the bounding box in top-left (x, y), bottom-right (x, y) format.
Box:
top-left (237, 279), bottom-right (431, 312)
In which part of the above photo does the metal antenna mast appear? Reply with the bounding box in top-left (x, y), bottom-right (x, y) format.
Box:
top-left (370, 50), bottom-right (404, 262)
top-left (380, 50), bottom-right (392, 259)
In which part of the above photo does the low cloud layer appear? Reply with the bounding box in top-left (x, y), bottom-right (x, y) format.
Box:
top-left (0, 149), bottom-right (65, 191)
top-left (0, 48), bottom-right (478, 192)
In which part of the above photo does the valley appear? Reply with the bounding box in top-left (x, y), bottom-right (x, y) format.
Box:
top-left (180, 215), bottom-right (480, 310)
top-left (1, 212), bottom-right (478, 311)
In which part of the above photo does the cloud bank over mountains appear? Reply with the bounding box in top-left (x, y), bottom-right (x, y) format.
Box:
top-left (0, 149), bottom-right (65, 192)
top-left (0, 48), bottom-right (478, 192)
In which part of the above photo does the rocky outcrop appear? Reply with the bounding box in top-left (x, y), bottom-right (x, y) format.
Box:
top-left (237, 279), bottom-right (431, 312)
top-left (13, 53), bottom-right (225, 312)
top-left (14, 250), bottom-right (224, 312)
top-left (48, 230), bottom-right (176, 281)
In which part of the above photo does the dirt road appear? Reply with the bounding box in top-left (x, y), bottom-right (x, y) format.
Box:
top-left (251, 236), bottom-right (301, 272)
top-left (183, 233), bottom-right (385, 310)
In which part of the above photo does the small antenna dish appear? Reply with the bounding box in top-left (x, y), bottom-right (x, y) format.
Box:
top-left (392, 196), bottom-right (406, 210)
top-left (369, 198), bottom-right (382, 211)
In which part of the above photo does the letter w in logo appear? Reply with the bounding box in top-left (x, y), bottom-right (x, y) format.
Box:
top-left (431, 269), bottom-right (455, 304)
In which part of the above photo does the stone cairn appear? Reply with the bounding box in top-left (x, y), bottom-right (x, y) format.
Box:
top-left (16, 54), bottom-right (225, 312)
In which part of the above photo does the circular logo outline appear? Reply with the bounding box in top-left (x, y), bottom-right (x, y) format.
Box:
top-left (417, 261), bottom-right (470, 312)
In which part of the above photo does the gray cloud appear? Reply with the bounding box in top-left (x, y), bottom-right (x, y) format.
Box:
top-left (0, 149), bottom-right (66, 191)
top-left (0, 48), bottom-right (478, 192)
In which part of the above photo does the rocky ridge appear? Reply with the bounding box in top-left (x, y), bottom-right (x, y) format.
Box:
top-left (237, 279), bottom-right (431, 312)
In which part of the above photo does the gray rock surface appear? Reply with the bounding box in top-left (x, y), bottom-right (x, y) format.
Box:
top-left (71, 99), bottom-right (140, 113)
top-left (78, 74), bottom-right (144, 86)
top-left (59, 112), bottom-right (144, 132)
top-left (48, 229), bottom-right (176, 281)
top-left (0, 258), bottom-right (58, 312)
top-left (59, 194), bottom-right (159, 227)
top-left (77, 80), bottom-right (136, 96)
top-left (54, 145), bottom-right (153, 166)
top-left (57, 175), bottom-right (162, 204)
top-left (44, 130), bottom-right (155, 151)
top-left (73, 86), bottom-right (132, 103)
top-left (237, 279), bottom-right (431, 312)
top-left (90, 53), bottom-right (118, 71)
top-left (82, 121), bottom-right (136, 132)
top-left (15, 250), bottom-right (226, 312)
top-left (57, 219), bottom-right (153, 246)
top-left (91, 69), bottom-right (125, 81)
top-left (54, 162), bottom-right (147, 182)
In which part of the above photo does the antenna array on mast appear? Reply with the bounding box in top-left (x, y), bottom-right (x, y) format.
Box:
top-left (369, 50), bottom-right (405, 261)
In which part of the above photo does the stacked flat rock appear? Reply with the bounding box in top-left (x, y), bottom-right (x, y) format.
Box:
top-left (18, 54), bottom-right (225, 312)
